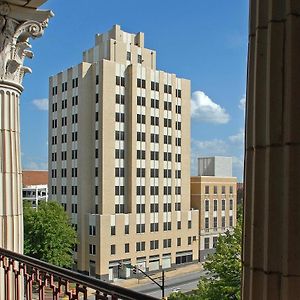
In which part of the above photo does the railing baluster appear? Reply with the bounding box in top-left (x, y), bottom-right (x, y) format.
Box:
top-left (0, 247), bottom-right (157, 300)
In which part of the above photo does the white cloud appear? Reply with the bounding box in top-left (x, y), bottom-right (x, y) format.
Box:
top-left (191, 91), bottom-right (230, 124)
top-left (239, 96), bottom-right (246, 111)
top-left (32, 98), bottom-right (48, 111)
top-left (229, 129), bottom-right (244, 145)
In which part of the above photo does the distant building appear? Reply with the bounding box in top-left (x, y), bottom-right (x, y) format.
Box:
top-left (23, 170), bottom-right (48, 208)
top-left (191, 157), bottom-right (237, 261)
top-left (198, 156), bottom-right (232, 177)
top-left (48, 25), bottom-right (199, 280)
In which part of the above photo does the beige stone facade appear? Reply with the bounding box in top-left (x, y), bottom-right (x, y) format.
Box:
top-left (191, 176), bottom-right (237, 261)
top-left (48, 25), bottom-right (199, 280)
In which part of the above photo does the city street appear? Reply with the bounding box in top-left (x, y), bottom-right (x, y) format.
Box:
top-left (129, 269), bottom-right (206, 299)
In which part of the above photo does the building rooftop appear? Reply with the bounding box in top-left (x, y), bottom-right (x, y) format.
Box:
top-left (23, 170), bottom-right (48, 187)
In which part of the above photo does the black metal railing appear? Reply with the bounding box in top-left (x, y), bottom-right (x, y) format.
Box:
top-left (0, 247), bottom-right (158, 300)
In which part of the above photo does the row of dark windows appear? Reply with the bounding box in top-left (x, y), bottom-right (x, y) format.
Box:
top-left (52, 79), bottom-right (78, 96)
top-left (51, 114), bottom-right (78, 128)
top-left (51, 96), bottom-right (78, 112)
top-left (205, 185), bottom-right (234, 194)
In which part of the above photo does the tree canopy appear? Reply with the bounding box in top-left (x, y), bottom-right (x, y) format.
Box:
top-left (169, 206), bottom-right (242, 300)
top-left (24, 201), bottom-right (77, 268)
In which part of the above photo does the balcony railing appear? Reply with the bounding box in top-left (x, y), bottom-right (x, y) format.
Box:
top-left (0, 247), bottom-right (157, 300)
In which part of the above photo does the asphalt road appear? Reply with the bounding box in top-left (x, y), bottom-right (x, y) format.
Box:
top-left (130, 270), bottom-right (206, 298)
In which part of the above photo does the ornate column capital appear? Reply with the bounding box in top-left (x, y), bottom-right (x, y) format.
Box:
top-left (0, 1), bottom-right (53, 89)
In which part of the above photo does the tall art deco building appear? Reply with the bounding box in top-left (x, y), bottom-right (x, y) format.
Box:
top-left (49, 25), bottom-right (199, 280)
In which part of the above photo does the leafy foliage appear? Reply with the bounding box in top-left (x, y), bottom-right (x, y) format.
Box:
top-left (24, 201), bottom-right (77, 268)
top-left (169, 206), bottom-right (243, 300)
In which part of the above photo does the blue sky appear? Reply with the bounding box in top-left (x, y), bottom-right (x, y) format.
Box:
top-left (21, 0), bottom-right (248, 180)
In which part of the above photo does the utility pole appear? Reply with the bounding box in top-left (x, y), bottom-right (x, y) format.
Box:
top-left (126, 264), bottom-right (165, 299)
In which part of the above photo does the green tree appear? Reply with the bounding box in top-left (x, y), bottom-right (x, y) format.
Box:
top-left (169, 206), bottom-right (243, 300)
top-left (24, 201), bottom-right (77, 268)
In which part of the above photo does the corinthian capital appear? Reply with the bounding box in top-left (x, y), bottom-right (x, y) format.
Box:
top-left (0, 1), bottom-right (53, 88)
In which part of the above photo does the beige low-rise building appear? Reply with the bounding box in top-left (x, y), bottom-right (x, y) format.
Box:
top-left (48, 25), bottom-right (199, 280)
top-left (191, 157), bottom-right (237, 261)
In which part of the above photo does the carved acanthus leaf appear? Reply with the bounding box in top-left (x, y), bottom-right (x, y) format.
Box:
top-left (0, 1), bottom-right (53, 86)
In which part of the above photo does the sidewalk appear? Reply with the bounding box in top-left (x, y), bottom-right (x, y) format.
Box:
top-left (114, 262), bottom-right (203, 289)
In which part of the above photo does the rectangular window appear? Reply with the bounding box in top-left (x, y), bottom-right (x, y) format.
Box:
top-left (188, 236), bottom-right (192, 245)
top-left (126, 51), bottom-right (131, 61)
top-left (137, 78), bottom-right (146, 88)
top-left (89, 244), bottom-right (96, 255)
top-left (175, 105), bottom-right (181, 114)
top-left (136, 224), bottom-right (145, 233)
top-left (116, 76), bottom-right (125, 86)
top-left (136, 186), bottom-right (145, 195)
top-left (230, 199), bottom-right (233, 210)
top-left (230, 186), bottom-right (233, 194)
top-left (222, 186), bottom-right (226, 194)
top-left (164, 101), bottom-right (172, 111)
top-left (150, 186), bottom-right (159, 195)
top-left (111, 245), bottom-right (116, 255)
top-left (137, 55), bottom-right (143, 64)
top-left (175, 202), bottom-right (181, 211)
top-left (136, 168), bottom-right (146, 177)
top-left (177, 238), bottom-right (181, 246)
top-left (204, 238), bottom-right (209, 250)
top-left (229, 216), bottom-right (233, 227)
top-left (150, 203), bottom-right (159, 213)
top-left (214, 199), bottom-right (218, 211)
top-left (125, 243), bottom-right (130, 253)
top-left (222, 216), bottom-right (226, 228)
top-left (151, 81), bottom-right (159, 91)
top-left (177, 221), bottom-right (181, 230)
top-left (136, 204), bottom-right (146, 213)
top-left (150, 168), bottom-right (159, 178)
top-left (111, 226), bottom-right (116, 236)
top-left (163, 239), bottom-right (172, 248)
top-left (151, 98), bottom-right (159, 108)
top-left (164, 84), bottom-right (172, 94)
top-left (205, 217), bottom-right (209, 229)
top-left (137, 132), bottom-right (146, 142)
top-left (150, 134), bottom-right (159, 143)
top-left (188, 220), bottom-right (192, 229)
top-left (163, 203), bottom-right (172, 212)
top-left (116, 94), bottom-right (125, 104)
top-left (163, 152), bottom-right (172, 162)
top-left (151, 116), bottom-right (159, 126)
top-left (89, 225), bottom-right (96, 236)
top-left (176, 89), bottom-right (182, 98)
top-left (137, 150), bottom-right (146, 160)
top-left (205, 200), bottom-right (209, 211)
top-left (137, 96), bottom-right (146, 106)
top-left (125, 225), bottom-right (129, 234)
top-left (214, 217), bottom-right (218, 229)
top-left (136, 241), bottom-right (145, 251)
top-left (222, 199), bottom-right (226, 211)
top-left (150, 223), bottom-right (159, 232)
top-left (137, 114), bottom-right (146, 124)
top-left (205, 186), bottom-right (209, 194)
top-left (115, 149), bottom-right (125, 159)
top-left (214, 186), bottom-right (217, 194)
top-left (150, 240), bottom-right (159, 250)
top-left (164, 169), bottom-right (172, 178)
top-left (163, 186), bottom-right (171, 195)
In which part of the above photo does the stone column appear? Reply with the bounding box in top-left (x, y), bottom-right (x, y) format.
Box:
top-left (243, 1), bottom-right (300, 299)
top-left (0, 1), bottom-right (52, 299)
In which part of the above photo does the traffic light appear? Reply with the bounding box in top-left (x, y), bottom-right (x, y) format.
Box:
top-left (132, 266), bottom-right (137, 274)
top-left (118, 262), bottom-right (123, 270)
